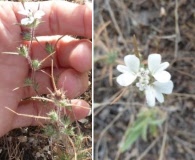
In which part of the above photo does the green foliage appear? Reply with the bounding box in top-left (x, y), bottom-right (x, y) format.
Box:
top-left (24, 78), bottom-right (39, 91)
top-left (48, 111), bottom-right (59, 122)
top-left (105, 51), bottom-right (118, 65)
top-left (57, 154), bottom-right (71, 160)
top-left (77, 152), bottom-right (89, 160)
top-left (22, 32), bottom-right (31, 41)
top-left (44, 124), bottom-right (58, 137)
top-left (120, 108), bottom-right (166, 152)
top-left (58, 99), bottom-right (68, 107)
top-left (24, 78), bottom-right (33, 86)
top-left (45, 42), bottom-right (55, 54)
top-left (17, 45), bottom-right (28, 57)
top-left (31, 59), bottom-right (41, 71)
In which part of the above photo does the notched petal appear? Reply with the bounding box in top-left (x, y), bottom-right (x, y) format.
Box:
top-left (116, 73), bottom-right (137, 86)
top-left (148, 54), bottom-right (161, 73)
top-left (145, 86), bottom-right (155, 107)
top-left (154, 90), bottom-right (164, 103)
top-left (18, 10), bottom-right (30, 16)
top-left (34, 10), bottom-right (45, 19)
top-left (153, 81), bottom-right (174, 94)
top-left (153, 71), bottom-right (171, 82)
top-left (116, 65), bottom-right (128, 73)
top-left (156, 62), bottom-right (169, 73)
top-left (124, 55), bottom-right (140, 73)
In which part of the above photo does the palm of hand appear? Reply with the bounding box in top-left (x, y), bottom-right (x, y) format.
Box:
top-left (0, 2), bottom-right (92, 137)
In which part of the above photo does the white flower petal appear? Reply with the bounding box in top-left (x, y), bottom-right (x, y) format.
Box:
top-left (124, 55), bottom-right (140, 73)
top-left (154, 90), bottom-right (164, 103)
top-left (145, 86), bottom-right (156, 107)
top-left (153, 71), bottom-right (171, 82)
top-left (116, 65), bottom-right (129, 73)
top-left (116, 73), bottom-right (137, 86)
top-left (34, 10), bottom-right (45, 19)
top-left (153, 81), bottom-right (174, 94)
top-left (21, 17), bottom-right (34, 25)
top-left (155, 62), bottom-right (169, 73)
top-left (18, 10), bottom-right (30, 16)
top-left (148, 54), bottom-right (161, 73)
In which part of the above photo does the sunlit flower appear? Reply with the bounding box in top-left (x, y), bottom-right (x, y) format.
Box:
top-left (18, 9), bottom-right (45, 26)
top-left (145, 81), bottom-right (173, 107)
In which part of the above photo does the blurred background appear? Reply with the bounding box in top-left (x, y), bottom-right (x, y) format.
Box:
top-left (94, 0), bottom-right (195, 159)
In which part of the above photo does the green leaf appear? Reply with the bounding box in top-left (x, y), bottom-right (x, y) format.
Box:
top-left (105, 51), bottom-right (118, 64)
top-left (120, 108), bottom-right (166, 152)
top-left (131, 118), bottom-right (148, 132)
top-left (149, 118), bottom-right (165, 125)
top-left (141, 125), bottom-right (148, 141)
top-left (149, 124), bottom-right (158, 137)
top-left (120, 126), bottom-right (142, 152)
top-left (31, 59), bottom-right (41, 71)
top-left (45, 42), bottom-right (55, 54)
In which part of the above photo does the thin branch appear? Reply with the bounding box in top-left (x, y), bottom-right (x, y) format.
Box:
top-left (174, 0), bottom-right (181, 58)
top-left (51, 60), bottom-right (57, 92)
top-left (159, 121), bottom-right (168, 160)
top-left (5, 107), bottom-right (50, 120)
top-left (111, 87), bottom-right (128, 104)
top-left (137, 137), bottom-right (160, 160)
top-left (95, 108), bottom-right (128, 160)
top-left (67, 136), bottom-right (77, 160)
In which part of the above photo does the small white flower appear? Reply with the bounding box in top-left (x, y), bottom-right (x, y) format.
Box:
top-left (116, 53), bottom-right (174, 107)
top-left (18, 9), bottom-right (45, 26)
top-left (34, 10), bottom-right (45, 19)
top-left (116, 55), bottom-right (140, 86)
top-left (21, 17), bottom-right (35, 26)
top-left (148, 54), bottom-right (171, 82)
top-left (145, 81), bottom-right (174, 107)
top-left (136, 68), bottom-right (150, 91)
top-left (18, 9), bottom-right (32, 16)
top-left (116, 54), bottom-right (171, 86)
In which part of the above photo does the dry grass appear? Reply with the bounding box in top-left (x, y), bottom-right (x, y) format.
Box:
top-left (94, 0), bottom-right (195, 159)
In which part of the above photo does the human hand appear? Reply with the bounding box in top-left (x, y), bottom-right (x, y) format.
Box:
top-left (0, 1), bottom-right (92, 137)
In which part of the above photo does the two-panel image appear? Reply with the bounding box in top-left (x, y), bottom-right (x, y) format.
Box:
top-left (0, 0), bottom-right (194, 160)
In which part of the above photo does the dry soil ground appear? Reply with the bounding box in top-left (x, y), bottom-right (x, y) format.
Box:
top-left (94, 0), bottom-right (195, 160)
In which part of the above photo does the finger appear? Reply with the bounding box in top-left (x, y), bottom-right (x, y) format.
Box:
top-left (57, 69), bottom-right (89, 99)
top-left (68, 99), bottom-right (91, 121)
top-left (12, 99), bottom-right (90, 129)
top-left (28, 36), bottom-right (92, 73)
top-left (22, 68), bottom-right (89, 99)
top-left (15, 1), bottom-right (92, 38)
top-left (57, 37), bottom-right (92, 73)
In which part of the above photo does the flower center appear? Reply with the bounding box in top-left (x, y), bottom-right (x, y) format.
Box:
top-left (136, 68), bottom-right (150, 91)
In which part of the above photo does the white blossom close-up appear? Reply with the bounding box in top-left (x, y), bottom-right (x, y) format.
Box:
top-left (116, 55), bottom-right (140, 86)
top-left (148, 54), bottom-right (171, 83)
top-left (116, 53), bottom-right (174, 107)
top-left (18, 9), bottom-right (45, 26)
top-left (145, 81), bottom-right (173, 107)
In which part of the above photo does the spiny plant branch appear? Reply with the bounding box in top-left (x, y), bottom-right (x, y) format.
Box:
top-left (5, 107), bottom-right (50, 120)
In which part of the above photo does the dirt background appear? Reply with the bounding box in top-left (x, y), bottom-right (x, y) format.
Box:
top-left (94, 0), bottom-right (195, 160)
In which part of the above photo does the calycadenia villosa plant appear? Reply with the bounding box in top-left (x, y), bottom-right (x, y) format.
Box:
top-left (116, 37), bottom-right (174, 152)
top-left (4, 2), bottom-right (90, 159)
